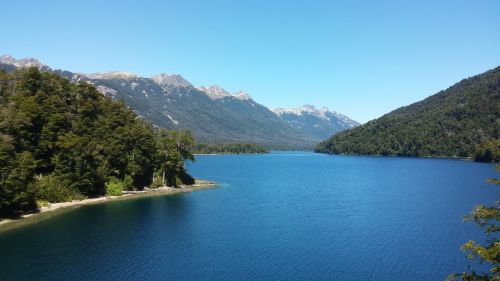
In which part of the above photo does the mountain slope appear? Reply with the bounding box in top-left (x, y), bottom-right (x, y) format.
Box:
top-left (0, 55), bottom-right (322, 149)
top-left (94, 77), bottom-right (318, 148)
top-left (274, 105), bottom-right (359, 140)
top-left (315, 66), bottom-right (500, 157)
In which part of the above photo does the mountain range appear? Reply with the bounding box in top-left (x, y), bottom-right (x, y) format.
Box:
top-left (274, 105), bottom-right (359, 140)
top-left (0, 55), bottom-right (358, 149)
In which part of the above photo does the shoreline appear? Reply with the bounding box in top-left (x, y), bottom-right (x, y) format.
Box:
top-left (314, 151), bottom-right (475, 161)
top-left (194, 152), bottom-right (268, 156)
top-left (0, 179), bottom-right (217, 234)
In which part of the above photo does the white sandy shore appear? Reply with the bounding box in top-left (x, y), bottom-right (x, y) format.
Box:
top-left (0, 179), bottom-right (217, 231)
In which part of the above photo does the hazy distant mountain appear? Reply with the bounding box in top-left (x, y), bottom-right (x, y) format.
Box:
top-left (273, 105), bottom-right (359, 140)
top-left (315, 66), bottom-right (500, 158)
top-left (2, 55), bottom-right (349, 149)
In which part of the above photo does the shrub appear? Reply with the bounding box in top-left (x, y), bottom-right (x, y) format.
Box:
top-left (123, 175), bottom-right (134, 190)
top-left (150, 173), bottom-right (164, 188)
top-left (31, 174), bottom-right (85, 203)
top-left (36, 200), bottom-right (50, 208)
top-left (105, 177), bottom-right (125, 196)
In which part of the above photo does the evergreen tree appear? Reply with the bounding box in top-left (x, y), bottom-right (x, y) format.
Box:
top-left (155, 129), bottom-right (195, 187)
top-left (0, 135), bottom-right (36, 217)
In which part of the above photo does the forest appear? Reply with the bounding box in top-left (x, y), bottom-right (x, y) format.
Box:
top-left (315, 66), bottom-right (500, 161)
top-left (0, 68), bottom-right (196, 218)
top-left (192, 143), bottom-right (268, 154)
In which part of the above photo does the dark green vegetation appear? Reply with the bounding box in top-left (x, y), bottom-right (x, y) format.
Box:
top-left (0, 68), bottom-right (196, 218)
top-left (316, 67), bottom-right (500, 160)
top-left (449, 166), bottom-right (500, 281)
top-left (473, 139), bottom-right (500, 163)
top-left (192, 143), bottom-right (268, 154)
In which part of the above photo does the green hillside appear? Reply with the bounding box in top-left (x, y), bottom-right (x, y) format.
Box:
top-left (315, 66), bottom-right (500, 159)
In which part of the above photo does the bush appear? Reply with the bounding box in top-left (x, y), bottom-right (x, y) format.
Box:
top-left (105, 177), bottom-right (125, 196)
top-left (123, 175), bottom-right (134, 190)
top-left (36, 200), bottom-right (50, 208)
top-left (150, 173), bottom-right (164, 188)
top-left (31, 174), bottom-right (84, 203)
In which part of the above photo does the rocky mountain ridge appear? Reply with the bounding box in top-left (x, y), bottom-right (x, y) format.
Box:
top-left (0, 55), bottom-right (358, 148)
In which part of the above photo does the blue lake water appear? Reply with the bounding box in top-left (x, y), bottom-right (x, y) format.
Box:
top-left (0, 152), bottom-right (498, 280)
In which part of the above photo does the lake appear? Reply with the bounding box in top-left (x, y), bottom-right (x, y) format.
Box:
top-left (0, 152), bottom-right (497, 280)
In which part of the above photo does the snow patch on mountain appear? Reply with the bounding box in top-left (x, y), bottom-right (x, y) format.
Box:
top-left (151, 73), bottom-right (192, 88)
top-left (88, 71), bottom-right (138, 80)
top-left (234, 91), bottom-right (252, 100)
top-left (274, 104), bottom-right (329, 119)
top-left (0, 55), bottom-right (48, 69)
top-left (196, 85), bottom-right (232, 99)
top-left (166, 114), bottom-right (179, 125)
top-left (274, 104), bottom-right (358, 127)
top-left (197, 86), bottom-right (253, 101)
top-left (273, 104), bottom-right (359, 139)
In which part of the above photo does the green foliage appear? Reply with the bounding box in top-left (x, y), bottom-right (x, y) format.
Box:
top-left (36, 200), bottom-right (50, 208)
top-left (0, 68), bottom-right (196, 217)
top-left (155, 129), bottom-right (195, 187)
top-left (178, 169), bottom-right (195, 185)
top-left (52, 133), bottom-right (105, 196)
top-left (448, 168), bottom-right (500, 280)
top-left (192, 143), bottom-right (268, 154)
top-left (105, 178), bottom-right (125, 196)
top-left (316, 67), bottom-right (500, 159)
top-left (0, 136), bottom-right (37, 217)
top-left (122, 175), bottom-right (134, 191)
top-left (150, 174), bottom-right (164, 189)
top-left (474, 139), bottom-right (500, 163)
top-left (31, 174), bottom-right (84, 203)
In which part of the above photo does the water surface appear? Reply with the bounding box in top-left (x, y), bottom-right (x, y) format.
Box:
top-left (0, 152), bottom-right (497, 280)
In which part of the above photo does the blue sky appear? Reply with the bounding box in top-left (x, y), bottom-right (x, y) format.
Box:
top-left (1, 0), bottom-right (499, 123)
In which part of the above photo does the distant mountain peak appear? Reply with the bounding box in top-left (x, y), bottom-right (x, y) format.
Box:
top-left (0, 55), bottom-right (47, 69)
top-left (234, 91), bottom-right (252, 100)
top-left (197, 86), bottom-right (253, 100)
top-left (274, 104), bottom-right (348, 119)
top-left (87, 71), bottom-right (138, 80)
top-left (273, 104), bottom-right (359, 139)
top-left (274, 104), bottom-right (330, 117)
top-left (196, 85), bottom-right (232, 99)
top-left (151, 73), bottom-right (192, 87)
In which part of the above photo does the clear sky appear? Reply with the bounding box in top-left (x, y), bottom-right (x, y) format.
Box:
top-left (1, 0), bottom-right (499, 123)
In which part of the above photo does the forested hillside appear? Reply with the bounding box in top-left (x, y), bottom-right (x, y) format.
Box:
top-left (315, 67), bottom-right (500, 159)
top-left (0, 68), bottom-right (196, 218)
